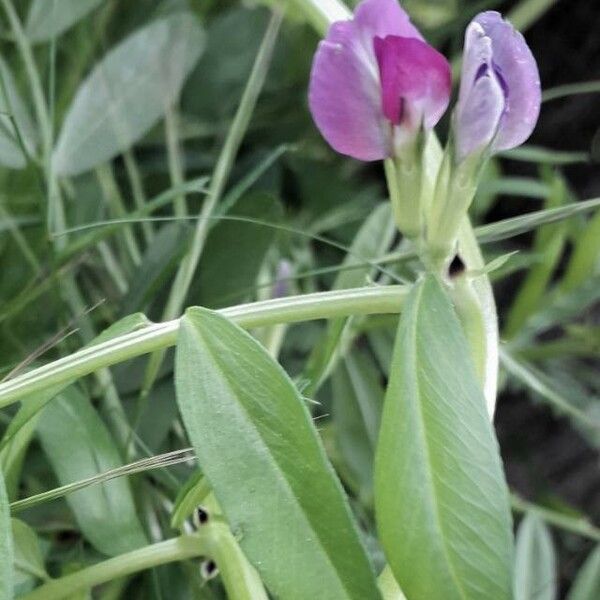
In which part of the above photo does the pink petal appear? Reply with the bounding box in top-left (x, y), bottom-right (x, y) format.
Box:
top-left (308, 0), bottom-right (428, 161)
top-left (473, 11), bottom-right (541, 152)
top-left (374, 35), bottom-right (451, 129)
top-left (309, 20), bottom-right (390, 161)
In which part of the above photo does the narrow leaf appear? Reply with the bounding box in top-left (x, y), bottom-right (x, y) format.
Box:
top-left (53, 13), bottom-right (205, 175)
top-left (0, 58), bottom-right (37, 169)
top-left (37, 387), bottom-right (147, 556)
top-left (375, 275), bottom-right (513, 600)
top-left (514, 514), bottom-right (557, 600)
top-left (12, 518), bottom-right (47, 594)
top-left (476, 197), bottom-right (600, 244)
top-left (175, 307), bottom-right (381, 600)
top-left (567, 545), bottom-right (600, 600)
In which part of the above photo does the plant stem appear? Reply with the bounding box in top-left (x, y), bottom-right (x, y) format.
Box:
top-left (0, 285), bottom-right (408, 410)
top-left (123, 149), bottom-right (154, 244)
top-left (164, 104), bottom-right (187, 218)
top-left (20, 534), bottom-right (209, 600)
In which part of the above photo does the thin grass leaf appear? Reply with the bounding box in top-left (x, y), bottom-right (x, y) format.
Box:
top-left (476, 197), bottom-right (600, 243)
top-left (500, 146), bottom-right (590, 165)
top-left (543, 80), bottom-right (600, 102)
top-left (567, 546), bottom-right (600, 600)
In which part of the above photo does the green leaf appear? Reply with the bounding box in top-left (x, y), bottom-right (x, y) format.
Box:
top-left (542, 80), bottom-right (600, 102)
top-left (514, 514), bottom-right (557, 600)
top-left (12, 518), bottom-right (47, 593)
top-left (505, 175), bottom-right (568, 338)
top-left (500, 146), bottom-right (590, 165)
top-left (560, 208), bottom-right (600, 293)
top-left (0, 58), bottom-right (37, 169)
top-left (170, 472), bottom-right (210, 530)
top-left (175, 307), bottom-right (381, 600)
top-left (120, 223), bottom-right (191, 315)
top-left (53, 13), bottom-right (205, 175)
top-left (191, 192), bottom-right (283, 308)
top-left (332, 350), bottom-right (384, 504)
top-left (567, 545), bottom-right (600, 600)
top-left (0, 471), bottom-right (12, 600)
top-left (476, 196), bottom-right (600, 244)
top-left (37, 386), bottom-right (147, 556)
top-left (375, 275), bottom-right (513, 600)
top-left (25, 0), bottom-right (103, 42)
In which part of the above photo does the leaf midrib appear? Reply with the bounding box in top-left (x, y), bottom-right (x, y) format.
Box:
top-left (409, 280), bottom-right (469, 600)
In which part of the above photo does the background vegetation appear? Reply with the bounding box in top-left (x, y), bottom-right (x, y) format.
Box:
top-left (0, 0), bottom-right (598, 597)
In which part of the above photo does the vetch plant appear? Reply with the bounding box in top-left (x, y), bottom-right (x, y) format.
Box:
top-left (0, 0), bottom-right (598, 599)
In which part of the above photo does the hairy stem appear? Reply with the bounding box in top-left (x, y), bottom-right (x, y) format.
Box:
top-left (0, 285), bottom-right (408, 410)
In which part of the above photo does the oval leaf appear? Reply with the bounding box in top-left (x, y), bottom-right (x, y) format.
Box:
top-left (375, 275), bottom-right (514, 600)
top-left (26, 0), bottom-right (103, 43)
top-left (175, 307), bottom-right (381, 600)
top-left (37, 386), bottom-right (147, 556)
top-left (514, 514), bottom-right (557, 600)
top-left (53, 13), bottom-right (205, 175)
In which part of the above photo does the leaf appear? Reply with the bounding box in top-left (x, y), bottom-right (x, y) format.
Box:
top-left (542, 80), bottom-right (600, 102)
top-left (120, 223), bottom-right (191, 315)
top-left (476, 197), bottom-right (600, 244)
top-left (514, 514), bottom-right (557, 600)
top-left (500, 348), bottom-right (600, 433)
top-left (25, 0), bottom-right (103, 43)
top-left (374, 275), bottom-right (514, 600)
top-left (561, 208), bottom-right (600, 293)
top-left (567, 545), bottom-right (600, 600)
top-left (191, 192), bottom-right (283, 308)
top-left (505, 175), bottom-right (568, 338)
top-left (12, 518), bottom-right (47, 593)
top-left (37, 386), bottom-right (147, 556)
top-left (53, 13), bottom-right (205, 175)
top-left (170, 472), bottom-right (210, 530)
top-left (0, 471), bottom-right (12, 600)
top-left (477, 177), bottom-right (551, 199)
top-left (332, 350), bottom-right (384, 504)
top-left (0, 58), bottom-right (37, 169)
top-left (175, 308), bottom-right (381, 600)
top-left (500, 146), bottom-right (590, 165)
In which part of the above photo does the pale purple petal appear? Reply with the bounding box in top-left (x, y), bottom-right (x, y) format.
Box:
top-left (474, 11), bottom-right (541, 151)
top-left (374, 35), bottom-right (451, 128)
top-left (354, 0), bottom-right (423, 42)
top-left (309, 20), bottom-right (390, 160)
top-left (455, 70), bottom-right (505, 160)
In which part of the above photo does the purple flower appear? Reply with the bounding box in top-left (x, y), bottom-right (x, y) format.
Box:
top-left (454, 11), bottom-right (541, 162)
top-left (309, 0), bottom-right (451, 161)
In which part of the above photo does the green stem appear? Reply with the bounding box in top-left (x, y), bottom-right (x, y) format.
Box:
top-left (20, 534), bottom-right (209, 600)
top-left (164, 104), bottom-right (187, 218)
top-left (0, 285), bottom-right (408, 410)
top-left (123, 149), bottom-right (154, 244)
